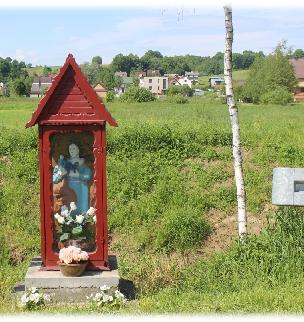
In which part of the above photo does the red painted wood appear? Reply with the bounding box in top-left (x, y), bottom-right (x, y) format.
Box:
top-left (101, 124), bottom-right (109, 262)
top-left (25, 54), bottom-right (118, 128)
top-left (25, 54), bottom-right (118, 271)
top-left (42, 125), bottom-right (108, 270)
top-left (38, 125), bottom-right (46, 266)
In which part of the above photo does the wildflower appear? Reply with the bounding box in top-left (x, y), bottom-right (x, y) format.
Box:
top-left (54, 213), bottom-right (60, 220)
top-left (100, 285), bottom-right (111, 291)
top-left (93, 215), bottom-right (96, 223)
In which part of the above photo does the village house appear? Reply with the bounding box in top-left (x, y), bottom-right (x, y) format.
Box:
top-left (185, 71), bottom-right (199, 83)
top-left (114, 77), bottom-right (133, 96)
top-left (169, 75), bottom-right (193, 88)
top-left (209, 77), bottom-right (225, 88)
top-left (146, 70), bottom-right (160, 77)
top-left (0, 82), bottom-right (7, 96)
top-left (30, 76), bottom-right (55, 98)
top-left (140, 76), bottom-right (168, 95)
top-left (289, 58), bottom-right (304, 102)
top-left (94, 83), bottom-right (107, 98)
top-left (114, 71), bottom-right (128, 78)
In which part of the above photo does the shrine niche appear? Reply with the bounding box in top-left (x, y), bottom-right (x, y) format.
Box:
top-left (26, 54), bottom-right (118, 270)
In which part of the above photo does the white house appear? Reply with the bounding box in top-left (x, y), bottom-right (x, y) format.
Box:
top-left (185, 71), bottom-right (199, 83)
top-left (169, 75), bottom-right (193, 88)
top-left (114, 77), bottom-right (133, 96)
top-left (139, 76), bottom-right (168, 95)
top-left (30, 76), bottom-right (55, 98)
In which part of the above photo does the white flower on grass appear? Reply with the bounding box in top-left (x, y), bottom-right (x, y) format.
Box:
top-left (70, 202), bottom-right (77, 211)
top-left (93, 215), bottom-right (96, 223)
top-left (54, 213), bottom-right (60, 220)
top-left (20, 294), bottom-right (29, 306)
top-left (103, 294), bottom-right (113, 303)
top-left (30, 287), bottom-right (37, 294)
top-left (76, 215), bottom-right (84, 224)
top-left (100, 285), bottom-right (110, 291)
top-left (115, 290), bottom-right (125, 300)
top-left (86, 207), bottom-right (96, 216)
top-left (29, 293), bottom-right (40, 304)
top-left (57, 216), bottom-right (65, 224)
top-left (43, 294), bottom-right (51, 302)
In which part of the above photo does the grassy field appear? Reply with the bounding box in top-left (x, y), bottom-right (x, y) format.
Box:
top-left (0, 95), bottom-right (303, 314)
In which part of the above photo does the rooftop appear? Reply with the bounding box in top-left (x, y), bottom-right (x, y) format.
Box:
top-left (289, 58), bottom-right (304, 79)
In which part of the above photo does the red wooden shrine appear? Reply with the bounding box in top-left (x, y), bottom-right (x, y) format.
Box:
top-left (26, 54), bottom-right (117, 270)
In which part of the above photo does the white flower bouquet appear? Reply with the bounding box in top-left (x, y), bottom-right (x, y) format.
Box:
top-left (54, 202), bottom-right (96, 244)
top-left (20, 287), bottom-right (51, 310)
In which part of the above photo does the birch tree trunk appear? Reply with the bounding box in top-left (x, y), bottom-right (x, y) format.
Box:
top-left (223, 5), bottom-right (247, 239)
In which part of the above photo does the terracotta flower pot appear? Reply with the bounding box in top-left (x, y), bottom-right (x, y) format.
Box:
top-left (57, 261), bottom-right (88, 277)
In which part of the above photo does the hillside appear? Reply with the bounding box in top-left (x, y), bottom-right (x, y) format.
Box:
top-left (0, 96), bottom-right (303, 313)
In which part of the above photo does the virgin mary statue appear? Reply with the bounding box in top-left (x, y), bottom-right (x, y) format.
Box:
top-left (53, 143), bottom-right (92, 213)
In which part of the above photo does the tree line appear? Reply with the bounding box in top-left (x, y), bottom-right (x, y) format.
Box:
top-left (0, 57), bottom-right (32, 96)
top-left (1, 45), bottom-right (304, 97)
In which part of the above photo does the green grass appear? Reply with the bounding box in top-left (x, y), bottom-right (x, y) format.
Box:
top-left (0, 96), bottom-right (304, 313)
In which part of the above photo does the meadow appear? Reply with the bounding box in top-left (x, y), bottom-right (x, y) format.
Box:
top-left (0, 95), bottom-right (303, 313)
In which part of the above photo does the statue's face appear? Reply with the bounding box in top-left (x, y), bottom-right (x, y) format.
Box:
top-left (69, 144), bottom-right (79, 158)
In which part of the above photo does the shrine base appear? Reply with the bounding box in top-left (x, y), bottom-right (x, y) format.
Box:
top-left (15, 256), bottom-right (120, 303)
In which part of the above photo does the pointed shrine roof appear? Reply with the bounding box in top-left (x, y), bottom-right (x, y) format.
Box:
top-left (26, 54), bottom-right (118, 128)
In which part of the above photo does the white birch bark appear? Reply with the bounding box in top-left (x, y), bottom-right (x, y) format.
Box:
top-left (223, 5), bottom-right (247, 239)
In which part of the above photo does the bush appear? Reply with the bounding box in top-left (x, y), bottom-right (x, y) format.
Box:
top-left (167, 94), bottom-right (189, 104)
top-left (167, 85), bottom-right (193, 97)
top-left (120, 86), bottom-right (155, 103)
top-left (106, 91), bottom-right (115, 102)
top-left (156, 208), bottom-right (211, 253)
top-left (260, 87), bottom-right (293, 105)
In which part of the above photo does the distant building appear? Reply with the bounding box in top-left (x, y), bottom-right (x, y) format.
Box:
top-left (115, 71), bottom-right (128, 78)
top-left (94, 83), bottom-right (107, 98)
top-left (193, 89), bottom-right (204, 96)
top-left (133, 70), bottom-right (147, 78)
top-left (209, 77), bottom-right (225, 88)
top-left (146, 70), bottom-right (160, 77)
top-left (30, 76), bottom-right (54, 98)
top-left (289, 58), bottom-right (304, 102)
top-left (169, 75), bottom-right (193, 88)
top-left (114, 77), bottom-right (133, 96)
top-left (185, 71), bottom-right (199, 83)
top-left (0, 82), bottom-right (8, 96)
top-left (140, 76), bottom-right (168, 95)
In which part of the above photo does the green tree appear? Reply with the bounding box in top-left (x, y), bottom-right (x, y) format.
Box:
top-left (42, 65), bottom-right (51, 76)
top-left (293, 49), bottom-right (304, 59)
top-left (243, 44), bottom-right (297, 103)
top-left (10, 79), bottom-right (26, 96)
top-left (92, 56), bottom-right (103, 65)
top-left (111, 53), bottom-right (141, 75)
top-left (120, 85), bottom-right (155, 103)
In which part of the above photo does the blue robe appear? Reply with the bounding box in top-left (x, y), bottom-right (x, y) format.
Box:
top-left (53, 158), bottom-right (92, 213)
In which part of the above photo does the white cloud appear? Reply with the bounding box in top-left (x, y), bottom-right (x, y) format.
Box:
top-left (15, 49), bottom-right (25, 61)
top-left (14, 49), bottom-right (39, 63)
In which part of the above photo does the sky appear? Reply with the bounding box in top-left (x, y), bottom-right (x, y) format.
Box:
top-left (0, 3), bottom-right (304, 66)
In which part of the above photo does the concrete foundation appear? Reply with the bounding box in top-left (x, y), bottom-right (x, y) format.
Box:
top-left (16, 256), bottom-right (120, 303)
